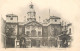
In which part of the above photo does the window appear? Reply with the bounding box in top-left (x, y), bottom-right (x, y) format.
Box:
top-left (69, 28), bottom-right (71, 34)
top-left (26, 31), bottom-right (30, 37)
top-left (38, 31), bottom-right (41, 37)
top-left (10, 17), bottom-right (13, 20)
top-left (31, 30), bottom-right (36, 37)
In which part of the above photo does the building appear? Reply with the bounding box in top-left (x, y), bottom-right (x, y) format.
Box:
top-left (4, 3), bottom-right (72, 48)
top-left (58, 22), bottom-right (72, 48)
top-left (5, 14), bottom-right (18, 48)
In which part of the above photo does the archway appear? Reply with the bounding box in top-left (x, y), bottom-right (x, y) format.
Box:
top-left (20, 37), bottom-right (26, 48)
top-left (31, 39), bottom-right (36, 47)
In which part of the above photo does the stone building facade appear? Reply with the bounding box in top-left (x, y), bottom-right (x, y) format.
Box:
top-left (5, 3), bottom-right (72, 48)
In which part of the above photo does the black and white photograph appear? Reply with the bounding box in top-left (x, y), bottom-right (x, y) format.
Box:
top-left (0, 0), bottom-right (80, 50)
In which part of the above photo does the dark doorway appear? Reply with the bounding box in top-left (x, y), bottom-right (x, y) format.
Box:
top-left (20, 37), bottom-right (26, 48)
top-left (6, 38), bottom-right (15, 48)
top-left (31, 39), bottom-right (36, 47)
top-left (37, 40), bottom-right (40, 47)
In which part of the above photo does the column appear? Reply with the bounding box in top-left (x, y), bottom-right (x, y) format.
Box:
top-left (15, 38), bottom-right (17, 48)
top-left (57, 37), bottom-right (60, 48)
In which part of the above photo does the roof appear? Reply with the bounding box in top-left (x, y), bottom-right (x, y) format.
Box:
top-left (6, 14), bottom-right (18, 17)
top-left (25, 21), bottom-right (42, 26)
top-left (67, 23), bottom-right (72, 27)
top-left (49, 16), bottom-right (61, 19)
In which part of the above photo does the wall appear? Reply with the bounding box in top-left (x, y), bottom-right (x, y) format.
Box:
top-left (25, 25), bottom-right (42, 37)
top-left (6, 17), bottom-right (18, 23)
top-left (49, 19), bottom-right (61, 24)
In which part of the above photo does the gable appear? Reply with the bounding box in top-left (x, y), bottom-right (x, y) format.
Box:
top-left (25, 21), bottom-right (42, 26)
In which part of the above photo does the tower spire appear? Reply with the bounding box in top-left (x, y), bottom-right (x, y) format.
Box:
top-left (29, 1), bottom-right (34, 9)
top-left (49, 9), bottom-right (50, 17)
top-left (27, 2), bottom-right (36, 22)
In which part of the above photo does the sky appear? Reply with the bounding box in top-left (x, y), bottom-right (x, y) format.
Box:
top-left (0, 0), bottom-right (80, 23)
top-left (0, 0), bottom-right (80, 48)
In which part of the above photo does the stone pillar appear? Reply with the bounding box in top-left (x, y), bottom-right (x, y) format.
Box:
top-left (5, 36), bottom-right (6, 48)
top-left (57, 40), bottom-right (60, 48)
top-left (57, 37), bottom-right (59, 48)
top-left (15, 38), bottom-right (20, 48)
top-left (57, 37), bottom-right (61, 48)
top-left (30, 40), bottom-right (31, 48)
top-left (16, 40), bottom-right (20, 48)
top-left (15, 38), bottom-right (17, 48)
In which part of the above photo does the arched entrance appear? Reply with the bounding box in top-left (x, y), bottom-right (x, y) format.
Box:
top-left (20, 37), bottom-right (26, 48)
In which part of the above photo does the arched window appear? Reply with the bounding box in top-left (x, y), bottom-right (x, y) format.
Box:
top-left (38, 31), bottom-right (41, 37)
top-left (26, 31), bottom-right (30, 37)
top-left (31, 30), bottom-right (36, 37)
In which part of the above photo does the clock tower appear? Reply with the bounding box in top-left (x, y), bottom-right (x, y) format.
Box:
top-left (27, 2), bottom-right (36, 22)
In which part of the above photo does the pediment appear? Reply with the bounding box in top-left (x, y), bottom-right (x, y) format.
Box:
top-left (25, 21), bottom-right (42, 26)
